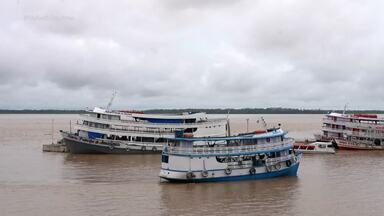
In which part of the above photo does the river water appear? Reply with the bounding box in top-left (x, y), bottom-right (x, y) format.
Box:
top-left (1, 114), bottom-right (384, 216)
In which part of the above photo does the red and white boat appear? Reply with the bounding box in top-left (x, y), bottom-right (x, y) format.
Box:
top-left (320, 112), bottom-right (384, 150)
top-left (294, 141), bottom-right (336, 154)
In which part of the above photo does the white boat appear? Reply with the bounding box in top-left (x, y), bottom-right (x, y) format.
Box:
top-left (320, 112), bottom-right (384, 150)
top-left (336, 125), bottom-right (384, 150)
top-left (61, 107), bottom-right (228, 154)
top-left (294, 141), bottom-right (336, 154)
top-left (159, 128), bottom-right (301, 183)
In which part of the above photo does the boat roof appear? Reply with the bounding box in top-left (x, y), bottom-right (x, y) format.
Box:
top-left (131, 112), bottom-right (207, 119)
top-left (169, 129), bottom-right (286, 142)
top-left (327, 112), bottom-right (384, 121)
top-left (88, 107), bottom-right (207, 119)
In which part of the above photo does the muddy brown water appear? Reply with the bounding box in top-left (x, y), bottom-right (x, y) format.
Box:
top-left (1, 114), bottom-right (384, 216)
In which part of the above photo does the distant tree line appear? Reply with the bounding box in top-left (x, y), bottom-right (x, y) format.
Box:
top-left (0, 109), bottom-right (86, 114)
top-left (143, 108), bottom-right (384, 114)
top-left (0, 108), bottom-right (383, 114)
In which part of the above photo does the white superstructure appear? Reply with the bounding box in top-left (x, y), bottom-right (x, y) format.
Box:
top-left (63, 107), bottom-right (228, 154)
top-left (159, 128), bottom-right (301, 183)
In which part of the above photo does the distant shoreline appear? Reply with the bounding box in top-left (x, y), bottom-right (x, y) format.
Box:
top-left (1, 108), bottom-right (384, 114)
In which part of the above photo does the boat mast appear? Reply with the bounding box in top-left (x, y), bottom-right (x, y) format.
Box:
top-left (246, 118), bottom-right (249, 132)
top-left (261, 117), bottom-right (267, 129)
top-left (106, 90), bottom-right (117, 112)
top-left (343, 103), bottom-right (348, 115)
top-left (226, 110), bottom-right (231, 136)
top-left (51, 119), bottom-right (54, 144)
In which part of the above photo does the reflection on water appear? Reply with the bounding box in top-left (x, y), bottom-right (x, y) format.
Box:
top-left (160, 177), bottom-right (299, 216)
top-left (1, 114), bottom-right (384, 216)
top-left (63, 154), bottom-right (162, 184)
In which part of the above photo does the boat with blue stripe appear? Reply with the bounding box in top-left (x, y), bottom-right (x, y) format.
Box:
top-left (159, 128), bottom-right (301, 183)
top-left (61, 107), bottom-right (228, 154)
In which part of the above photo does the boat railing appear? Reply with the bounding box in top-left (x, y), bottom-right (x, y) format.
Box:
top-left (323, 123), bottom-right (384, 137)
top-left (322, 117), bottom-right (351, 123)
top-left (321, 126), bottom-right (345, 133)
top-left (345, 130), bottom-right (384, 139)
top-left (79, 114), bottom-right (227, 126)
top-left (323, 118), bottom-right (384, 127)
top-left (339, 139), bottom-right (382, 148)
top-left (62, 131), bottom-right (120, 146)
top-left (265, 155), bottom-right (293, 166)
top-left (62, 131), bottom-right (164, 147)
top-left (75, 123), bottom-right (175, 135)
top-left (225, 154), bottom-right (294, 169)
top-left (165, 139), bottom-right (294, 156)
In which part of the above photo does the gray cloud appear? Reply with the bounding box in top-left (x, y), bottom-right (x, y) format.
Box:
top-left (1, 0), bottom-right (384, 109)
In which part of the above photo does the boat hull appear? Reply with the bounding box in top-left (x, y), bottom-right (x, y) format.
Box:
top-left (160, 161), bottom-right (300, 183)
top-left (295, 150), bottom-right (335, 154)
top-left (337, 139), bottom-right (384, 150)
top-left (293, 142), bottom-right (336, 154)
top-left (63, 136), bottom-right (162, 154)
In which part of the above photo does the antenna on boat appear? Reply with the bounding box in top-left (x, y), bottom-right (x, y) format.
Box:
top-left (343, 103), bottom-right (348, 115)
top-left (246, 118), bottom-right (249, 133)
top-left (51, 119), bottom-right (54, 144)
top-left (261, 117), bottom-right (267, 129)
top-left (226, 110), bottom-right (231, 136)
top-left (106, 90), bottom-right (117, 112)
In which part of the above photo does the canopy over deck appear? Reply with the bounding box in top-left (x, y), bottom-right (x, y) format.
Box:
top-left (168, 129), bottom-right (286, 142)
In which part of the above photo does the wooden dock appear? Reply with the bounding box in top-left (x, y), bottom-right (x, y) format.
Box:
top-left (42, 139), bottom-right (69, 153)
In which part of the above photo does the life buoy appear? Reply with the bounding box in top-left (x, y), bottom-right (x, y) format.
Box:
top-left (274, 162), bottom-right (282, 170)
top-left (265, 165), bottom-right (271, 173)
top-left (109, 145), bottom-right (114, 150)
top-left (152, 147), bottom-right (157, 151)
top-left (249, 167), bottom-right (256, 175)
top-left (224, 168), bottom-right (232, 175)
top-left (201, 170), bottom-right (209, 177)
top-left (186, 172), bottom-right (195, 179)
top-left (286, 160), bottom-right (292, 167)
top-left (141, 146), bottom-right (146, 151)
top-left (292, 156), bottom-right (297, 163)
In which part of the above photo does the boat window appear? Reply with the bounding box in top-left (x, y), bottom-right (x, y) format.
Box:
top-left (266, 138), bottom-right (271, 143)
top-left (161, 155), bottom-right (169, 163)
top-left (305, 145), bottom-right (313, 150)
top-left (243, 139), bottom-right (255, 145)
top-left (184, 128), bottom-right (197, 133)
top-left (185, 119), bottom-right (196, 123)
top-left (327, 145), bottom-right (333, 148)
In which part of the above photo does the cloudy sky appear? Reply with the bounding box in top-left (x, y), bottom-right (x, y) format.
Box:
top-left (1, 0), bottom-right (384, 110)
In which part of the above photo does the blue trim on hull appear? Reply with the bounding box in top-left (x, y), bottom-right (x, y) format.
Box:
top-left (161, 163), bottom-right (300, 183)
